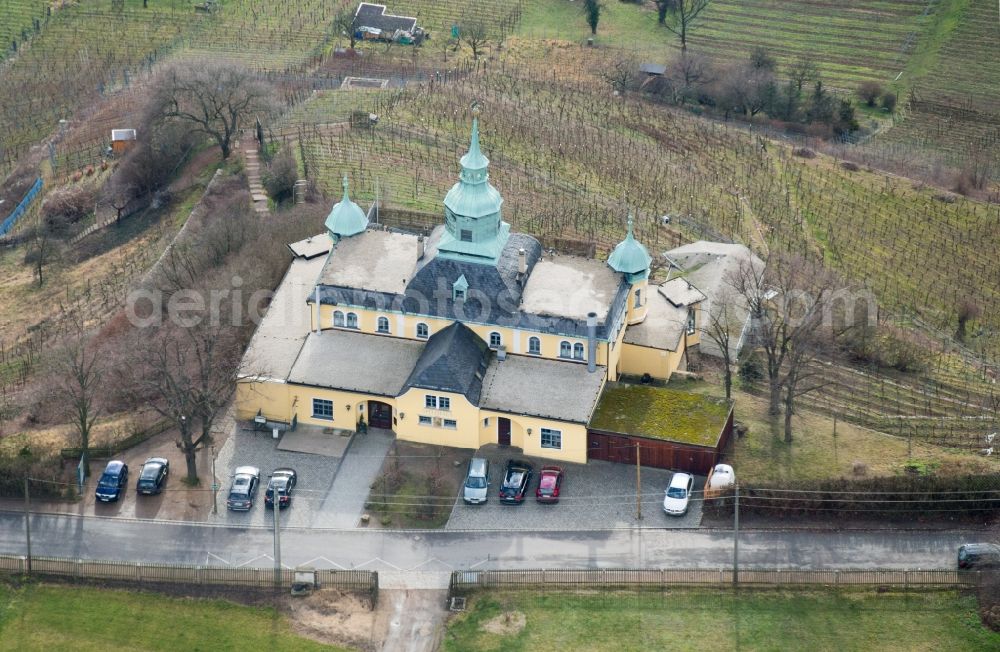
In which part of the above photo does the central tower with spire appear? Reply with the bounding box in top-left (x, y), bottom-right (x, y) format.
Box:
top-left (437, 106), bottom-right (510, 265)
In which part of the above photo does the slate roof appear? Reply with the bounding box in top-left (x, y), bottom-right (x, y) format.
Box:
top-left (354, 3), bottom-right (417, 33)
top-left (480, 355), bottom-right (607, 424)
top-left (402, 322), bottom-right (491, 403)
top-left (286, 330), bottom-right (423, 397)
top-left (316, 226), bottom-right (631, 339)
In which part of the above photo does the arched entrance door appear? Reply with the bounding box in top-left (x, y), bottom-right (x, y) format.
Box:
top-left (368, 401), bottom-right (393, 430)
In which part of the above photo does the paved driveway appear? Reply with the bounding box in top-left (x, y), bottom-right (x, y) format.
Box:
top-left (207, 423), bottom-right (347, 528)
top-left (445, 445), bottom-right (704, 530)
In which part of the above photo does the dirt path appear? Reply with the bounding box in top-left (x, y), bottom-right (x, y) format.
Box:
top-left (377, 589), bottom-right (448, 652)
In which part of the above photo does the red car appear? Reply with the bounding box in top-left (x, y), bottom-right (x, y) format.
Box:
top-left (535, 466), bottom-right (564, 503)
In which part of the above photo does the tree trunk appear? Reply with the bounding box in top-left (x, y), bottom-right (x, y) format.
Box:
top-left (724, 367), bottom-right (732, 401)
top-left (220, 140), bottom-right (231, 160)
top-left (184, 446), bottom-right (198, 483)
top-left (783, 383), bottom-right (794, 443)
top-left (768, 381), bottom-right (782, 415)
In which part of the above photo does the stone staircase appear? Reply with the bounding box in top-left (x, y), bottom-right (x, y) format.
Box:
top-left (239, 138), bottom-right (269, 215)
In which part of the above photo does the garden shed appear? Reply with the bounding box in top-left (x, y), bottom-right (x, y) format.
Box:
top-left (587, 385), bottom-right (734, 475)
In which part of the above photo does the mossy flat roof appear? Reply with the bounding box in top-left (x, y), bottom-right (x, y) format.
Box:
top-left (589, 384), bottom-right (732, 447)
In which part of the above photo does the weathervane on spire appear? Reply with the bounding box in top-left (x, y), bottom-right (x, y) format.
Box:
top-left (470, 100), bottom-right (481, 117)
top-left (342, 174), bottom-right (350, 196)
top-left (627, 211), bottom-right (635, 236)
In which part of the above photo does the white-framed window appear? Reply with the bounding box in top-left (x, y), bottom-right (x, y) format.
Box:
top-left (418, 415), bottom-right (433, 426)
top-left (416, 323), bottom-right (429, 339)
top-left (333, 310), bottom-right (345, 327)
top-left (438, 396), bottom-right (451, 410)
top-left (425, 395), bottom-right (437, 409)
top-left (573, 342), bottom-right (585, 360)
top-left (443, 419), bottom-right (457, 429)
top-left (528, 336), bottom-right (541, 355)
top-left (489, 331), bottom-right (502, 349)
top-left (559, 341), bottom-right (572, 358)
top-left (312, 398), bottom-right (333, 420)
top-left (346, 312), bottom-right (359, 329)
top-left (377, 316), bottom-right (390, 333)
top-left (634, 288), bottom-right (642, 308)
top-left (687, 309), bottom-right (696, 335)
top-left (540, 428), bottom-right (562, 449)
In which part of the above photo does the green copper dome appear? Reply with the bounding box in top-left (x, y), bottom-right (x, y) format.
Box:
top-left (325, 175), bottom-right (368, 239)
top-left (608, 216), bottom-right (652, 276)
top-left (438, 113), bottom-right (510, 264)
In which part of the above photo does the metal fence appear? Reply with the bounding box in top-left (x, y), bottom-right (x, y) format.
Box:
top-left (0, 177), bottom-right (43, 237)
top-left (0, 554), bottom-right (378, 606)
top-left (448, 568), bottom-right (983, 601)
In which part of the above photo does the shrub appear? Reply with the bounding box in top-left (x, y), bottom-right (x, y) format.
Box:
top-left (792, 147), bottom-right (816, 159)
top-left (738, 354), bottom-right (764, 385)
top-left (880, 91), bottom-right (897, 112)
top-left (41, 184), bottom-right (97, 224)
top-left (262, 147), bottom-right (298, 203)
top-left (857, 81), bottom-right (882, 107)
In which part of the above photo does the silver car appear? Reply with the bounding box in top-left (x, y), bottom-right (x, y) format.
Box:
top-left (226, 466), bottom-right (261, 511)
top-left (463, 458), bottom-right (489, 504)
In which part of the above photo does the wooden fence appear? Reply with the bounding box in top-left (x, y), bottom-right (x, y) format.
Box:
top-left (448, 568), bottom-right (983, 601)
top-left (0, 554), bottom-right (378, 606)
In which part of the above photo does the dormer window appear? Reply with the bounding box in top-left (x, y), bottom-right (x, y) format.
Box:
top-left (452, 274), bottom-right (469, 302)
top-left (460, 229), bottom-right (473, 242)
top-left (687, 308), bottom-right (697, 335)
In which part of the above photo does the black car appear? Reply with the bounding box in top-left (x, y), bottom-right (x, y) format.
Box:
top-left (226, 466), bottom-right (261, 511)
top-left (499, 459), bottom-right (534, 504)
top-left (958, 543), bottom-right (1000, 569)
top-left (95, 460), bottom-right (129, 502)
top-left (264, 468), bottom-right (297, 509)
top-left (136, 457), bottom-right (169, 495)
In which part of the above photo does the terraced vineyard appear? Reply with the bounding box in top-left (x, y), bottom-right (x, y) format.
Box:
top-left (518, 0), bottom-right (933, 89)
top-left (0, 0), bottom-right (50, 62)
top-left (879, 0), bottom-right (1000, 164)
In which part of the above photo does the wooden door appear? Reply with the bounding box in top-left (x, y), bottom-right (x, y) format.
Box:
top-left (497, 417), bottom-right (511, 446)
top-left (368, 401), bottom-right (393, 429)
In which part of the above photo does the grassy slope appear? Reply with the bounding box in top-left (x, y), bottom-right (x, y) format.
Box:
top-left (445, 590), bottom-right (999, 651)
top-left (0, 582), bottom-right (343, 651)
top-left (0, 0), bottom-right (50, 63)
top-left (519, 0), bottom-right (930, 88)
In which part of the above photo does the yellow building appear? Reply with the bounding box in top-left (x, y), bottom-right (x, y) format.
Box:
top-left (236, 115), bottom-right (704, 464)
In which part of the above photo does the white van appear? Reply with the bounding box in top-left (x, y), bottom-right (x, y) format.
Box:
top-left (463, 457), bottom-right (490, 504)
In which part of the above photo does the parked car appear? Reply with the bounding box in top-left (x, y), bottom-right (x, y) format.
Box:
top-left (95, 460), bottom-right (129, 502)
top-left (663, 472), bottom-right (694, 516)
top-left (264, 468), bottom-right (297, 509)
top-left (135, 457), bottom-right (169, 495)
top-left (462, 457), bottom-right (490, 504)
top-left (226, 466), bottom-right (261, 511)
top-left (499, 460), bottom-right (533, 504)
top-left (535, 466), bottom-right (564, 504)
top-left (704, 464), bottom-right (735, 499)
top-left (957, 543), bottom-right (1000, 569)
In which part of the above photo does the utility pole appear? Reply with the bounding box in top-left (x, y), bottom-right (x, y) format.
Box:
top-left (211, 445), bottom-right (218, 515)
top-left (23, 476), bottom-right (32, 575)
top-left (273, 499), bottom-right (282, 590)
top-left (635, 442), bottom-right (642, 521)
top-left (733, 482), bottom-right (740, 587)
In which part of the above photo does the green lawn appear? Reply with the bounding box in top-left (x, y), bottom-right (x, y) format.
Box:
top-left (0, 581), bottom-right (345, 651)
top-left (590, 385), bottom-right (731, 446)
top-left (444, 589), bottom-right (999, 651)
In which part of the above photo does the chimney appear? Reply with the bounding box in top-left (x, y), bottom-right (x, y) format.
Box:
top-left (313, 286), bottom-right (321, 334)
top-left (417, 235), bottom-right (425, 260)
top-left (587, 312), bottom-right (597, 373)
top-left (518, 248), bottom-right (527, 275)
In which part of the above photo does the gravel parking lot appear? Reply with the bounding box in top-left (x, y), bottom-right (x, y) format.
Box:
top-left (445, 445), bottom-right (704, 530)
top-left (207, 423), bottom-right (345, 528)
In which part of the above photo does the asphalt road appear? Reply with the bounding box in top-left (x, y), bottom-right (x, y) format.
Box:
top-left (0, 510), bottom-right (973, 572)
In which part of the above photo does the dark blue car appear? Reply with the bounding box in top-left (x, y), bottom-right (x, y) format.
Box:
top-left (95, 460), bottom-right (129, 502)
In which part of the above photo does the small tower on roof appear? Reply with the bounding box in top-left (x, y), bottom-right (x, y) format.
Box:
top-left (437, 104), bottom-right (510, 265)
top-left (325, 175), bottom-right (368, 240)
top-left (608, 214), bottom-right (652, 324)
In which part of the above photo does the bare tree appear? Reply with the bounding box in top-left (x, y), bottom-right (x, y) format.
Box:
top-left (661, 0), bottom-right (712, 51)
top-left (331, 8), bottom-right (358, 50)
top-left (104, 179), bottom-right (135, 225)
top-left (25, 213), bottom-right (67, 287)
top-left (602, 56), bottom-right (637, 95)
top-left (731, 253), bottom-right (836, 441)
top-left (664, 51), bottom-right (713, 104)
top-left (151, 63), bottom-right (274, 160)
top-left (55, 334), bottom-right (103, 476)
top-left (460, 20), bottom-right (489, 59)
top-left (699, 288), bottom-right (740, 400)
top-left (719, 63), bottom-right (776, 117)
top-left (788, 56), bottom-right (818, 95)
